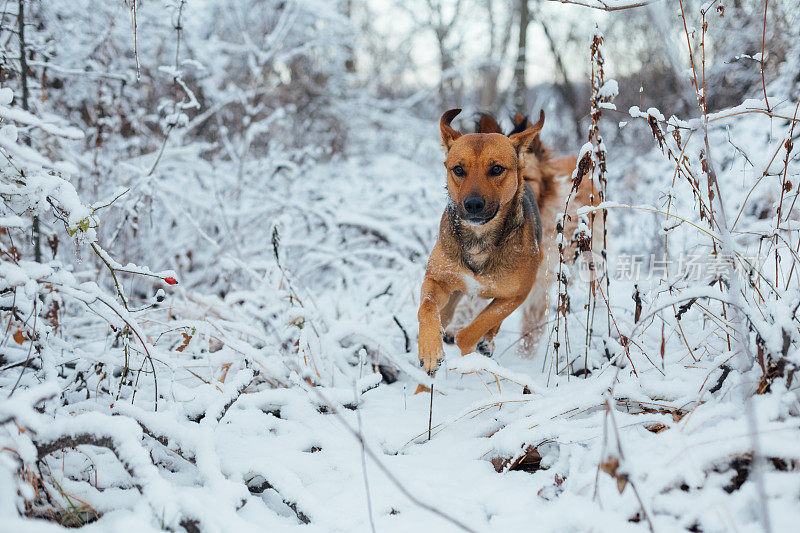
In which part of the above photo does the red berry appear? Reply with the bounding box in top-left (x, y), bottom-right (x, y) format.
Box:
top-left (164, 277), bottom-right (178, 285)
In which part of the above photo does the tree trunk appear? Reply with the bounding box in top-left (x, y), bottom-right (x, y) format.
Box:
top-left (513, 0), bottom-right (529, 111)
top-left (438, 35), bottom-right (456, 108)
top-left (538, 17), bottom-right (583, 140)
top-left (479, 66), bottom-right (500, 109)
top-left (344, 0), bottom-right (356, 73)
top-left (479, 0), bottom-right (513, 111)
top-left (18, 0), bottom-right (41, 262)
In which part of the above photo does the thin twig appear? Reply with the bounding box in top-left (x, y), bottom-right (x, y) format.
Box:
top-left (760, 0), bottom-right (770, 112)
top-left (548, 0), bottom-right (655, 10)
top-left (428, 384), bottom-right (434, 441)
top-left (355, 385), bottom-right (377, 533)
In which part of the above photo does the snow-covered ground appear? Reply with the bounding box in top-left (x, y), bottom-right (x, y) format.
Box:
top-left (2, 2), bottom-right (799, 531)
top-left (4, 94), bottom-right (800, 532)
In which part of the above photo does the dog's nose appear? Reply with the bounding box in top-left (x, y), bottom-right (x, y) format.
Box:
top-left (464, 196), bottom-right (485, 215)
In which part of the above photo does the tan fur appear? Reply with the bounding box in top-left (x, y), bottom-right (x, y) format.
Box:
top-left (417, 109), bottom-right (546, 375)
top-left (517, 139), bottom-right (597, 355)
top-left (419, 110), bottom-right (598, 375)
top-left (477, 114), bottom-right (504, 134)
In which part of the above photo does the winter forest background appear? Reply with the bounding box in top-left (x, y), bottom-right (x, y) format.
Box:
top-left (1, 0), bottom-right (799, 531)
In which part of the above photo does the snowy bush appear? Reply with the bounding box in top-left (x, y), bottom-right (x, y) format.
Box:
top-left (1, 1), bottom-right (799, 532)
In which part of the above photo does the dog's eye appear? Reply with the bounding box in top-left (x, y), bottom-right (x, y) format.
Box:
top-left (489, 165), bottom-right (505, 176)
top-left (452, 165), bottom-right (465, 177)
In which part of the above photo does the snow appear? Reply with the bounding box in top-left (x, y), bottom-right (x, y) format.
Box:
top-left (1, 2), bottom-right (799, 532)
top-left (598, 79), bottom-right (619, 100)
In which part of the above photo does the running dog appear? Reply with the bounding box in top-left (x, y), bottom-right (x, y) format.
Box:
top-left (417, 109), bottom-right (589, 375)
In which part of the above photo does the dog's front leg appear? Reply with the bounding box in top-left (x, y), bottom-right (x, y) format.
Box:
top-left (417, 278), bottom-right (451, 375)
top-left (440, 291), bottom-right (463, 344)
top-left (455, 296), bottom-right (525, 356)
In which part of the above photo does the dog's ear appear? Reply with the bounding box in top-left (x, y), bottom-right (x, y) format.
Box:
top-left (440, 108), bottom-right (462, 149)
top-left (477, 114), bottom-right (503, 134)
top-left (508, 110), bottom-right (545, 154)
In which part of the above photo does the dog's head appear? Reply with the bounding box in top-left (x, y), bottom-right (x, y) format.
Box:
top-left (440, 108), bottom-right (544, 226)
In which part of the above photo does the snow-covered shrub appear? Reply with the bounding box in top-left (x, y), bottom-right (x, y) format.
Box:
top-left (1, 1), bottom-right (799, 532)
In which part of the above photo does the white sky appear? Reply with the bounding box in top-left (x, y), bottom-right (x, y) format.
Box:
top-left (357, 0), bottom-right (607, 90)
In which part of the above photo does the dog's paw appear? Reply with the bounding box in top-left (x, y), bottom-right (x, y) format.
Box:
top-left (418, 334), bottom-right (444, 376)
top-left (418, 352), bottom-right (443, 376)
top-left (477, 339), bottom-right (494, 357)
top-left (442, 330), bottom-right (455, 345)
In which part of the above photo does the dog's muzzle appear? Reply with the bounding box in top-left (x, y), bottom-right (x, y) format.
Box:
top-left (461, 195), bottom-right (498, 225)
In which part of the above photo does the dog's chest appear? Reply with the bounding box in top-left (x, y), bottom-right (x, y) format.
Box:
top-left (464, 248), bottom-right (491, 272)
top-left (459, 234), bottom-right (495, 273)
top-left (460, 272), bottom-right (492, 298)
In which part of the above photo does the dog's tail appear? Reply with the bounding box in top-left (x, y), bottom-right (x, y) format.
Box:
top-left (509, 113), bottom-right (598, 357)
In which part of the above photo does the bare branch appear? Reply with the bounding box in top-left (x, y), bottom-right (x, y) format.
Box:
top-left (548, 0), bottom-right (657, 10)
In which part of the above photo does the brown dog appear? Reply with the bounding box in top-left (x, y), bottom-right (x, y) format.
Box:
top-left (417, 108), bottom-right (588, 375)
